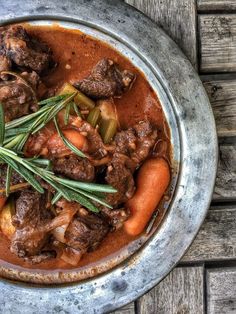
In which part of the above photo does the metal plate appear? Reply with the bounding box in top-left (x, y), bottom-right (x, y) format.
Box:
top-left (0, 19), bottom-right (180, 284)
top-left (0, 0), bottom-right (218, 313)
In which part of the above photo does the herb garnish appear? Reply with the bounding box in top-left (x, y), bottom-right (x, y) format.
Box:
top-left (0, 95), bottom-right (116, 213)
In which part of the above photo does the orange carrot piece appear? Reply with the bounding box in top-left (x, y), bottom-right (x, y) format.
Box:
top-left (124, 157), bottom-right (170, 236)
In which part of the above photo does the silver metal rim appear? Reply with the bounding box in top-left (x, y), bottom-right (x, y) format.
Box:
top-left (0, 1), bottom-right (218, 313)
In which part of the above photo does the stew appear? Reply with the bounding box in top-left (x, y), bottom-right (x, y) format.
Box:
top-left (0, 24), bottom-right (171, 270)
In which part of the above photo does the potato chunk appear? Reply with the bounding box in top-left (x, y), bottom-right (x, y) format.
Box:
top-left (0, 200), bottom-right (15, 239)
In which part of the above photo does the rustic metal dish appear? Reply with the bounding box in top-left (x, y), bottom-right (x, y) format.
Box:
top-left (0, 0), bottom-right (217, 313)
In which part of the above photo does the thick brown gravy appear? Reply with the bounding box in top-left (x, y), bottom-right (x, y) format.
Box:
top-left (0, 24), bottom-right (169, 271)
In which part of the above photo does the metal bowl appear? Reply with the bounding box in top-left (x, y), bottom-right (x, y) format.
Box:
top-left (0, 0), bottom-right (218, 312)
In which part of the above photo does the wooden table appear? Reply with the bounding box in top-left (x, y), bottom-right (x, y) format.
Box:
top-left (112, 1), bottom-right (236, 313)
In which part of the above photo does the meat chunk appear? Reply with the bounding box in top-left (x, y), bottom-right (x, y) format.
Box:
top-left (10, 190), bottom-right (70, 263)
top-left (131, 121), bottom-right (158, 164)
top-left (114, 128), bottom-right (137, 156)
top-left (12, 190), bottom-right (50, 229)
top-left (0, 54), bottom-right (11, 72)
top-left (105, 153), bottom-right (135, 207)
top-left (52, 156), bottom-right (95, 182)
top-left (21, 71), bottom-right (40, 90)
top-left (105, 121), bottom-right (158, 207)
top-left (64, 207), bottom-right (110, 255)
top-left (0, 71), bottom-right (40, 121)
top-left (100, 206), bottom-right (129, 230)
top-left (11, 190), bottom-right (51, 258)
top-left (11, 227), bottom-right (50, 260)
top-left (116, 121), bottom-right (157, 164)
top-left (75, 58), bottom-right (135, 99)
top-left (0, 25), bottom-right (53, 74)
top-left (75, 120), bottom-right (108, 158)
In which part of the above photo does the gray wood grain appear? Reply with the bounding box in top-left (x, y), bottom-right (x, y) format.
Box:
top-left (214, 145), bottom-right (236, 201)
top-left (125, 0), bottom-right (197, 68)
top-left (199, 15), bottom-right (236, 73)
top-left (207, 268), bottom-right (236, 314)
top-left (182, 206), bottom-right (236, 262)
top-left (198, 0), bottom-right (236, 11)
top-left (136, 266), bottom-right (204, 314)
top-left (203, 79), bottom-right (236, 137)
top-left (111, 302), bottom-right (135, 314)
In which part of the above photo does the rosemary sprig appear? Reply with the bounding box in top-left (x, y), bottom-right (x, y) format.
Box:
top-left (0, 145), bottom-right (115, 212)
top-left (0, 99), bottom-right (116, 213)
top-left (0, 147), bottom-right (45, 194)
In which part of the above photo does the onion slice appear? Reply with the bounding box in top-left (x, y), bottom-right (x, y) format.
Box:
top-left (60, 246), bottom-right (83, 266)
top-left (52, 207), bottom-right (78, 243)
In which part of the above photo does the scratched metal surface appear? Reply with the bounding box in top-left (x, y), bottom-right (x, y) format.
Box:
top-left (0, 0), bottom-right (217, 313)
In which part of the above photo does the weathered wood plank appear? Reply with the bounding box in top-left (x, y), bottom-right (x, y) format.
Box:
top-left (214, 145), bottom-right (236, 201)
top-left (182, 206), bottom-right (236, 262)
top-left (203, 79), bottom-right (236, 137)
top-left (125, 0), bottom-right (197, 68)
top-left (207, 268), bottom-right (236, 314)
top-left (199, 15), bottom-right (236, 73)
top-left (111, 302), bottom-right (135, 314)
top-left (136, 266), bottom-right (204, 314)
top-left (198, 0), bottom-right (236, 11)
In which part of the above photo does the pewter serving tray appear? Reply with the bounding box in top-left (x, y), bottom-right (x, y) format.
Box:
top-left (0, 0), bottom-right (217, 313)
